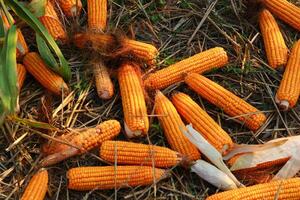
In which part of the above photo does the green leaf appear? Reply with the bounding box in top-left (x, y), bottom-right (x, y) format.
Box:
top-left (0, 25), bottom-right (18, 124)
top-left (36, 33), bottom-right (59, 70)
top-left (27, 0), bottom-right (46, 18)
top-left (5, 0), bottom-right (71, 81)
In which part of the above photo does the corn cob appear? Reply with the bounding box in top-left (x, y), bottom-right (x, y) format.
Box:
top-left (73, 33), bottom-right (158, 65)
top-left (185, 73), bottom-right (267, 131)
top-left (67, 166), bottom-right (167, 190)
top-left (93, 60), bottom-right (114, 99)
top-left (118, 61), bottom-right (149, 138)
top-left (17, 64), bottom-right (27, 90)
top-left (57, 0), bottom-right (82, 17)
top-left (262, 0), bottom-right (300, 31)
top-left (206, 178), bottom-right (300, 200)
top-left (100, 141), bottom-right (182, 168)
top-left (23, 52), bottom-right (69, 96)
top-left (144, 47), bottom-right (228, 90)
top-left (275, 40), bottom-right (300, 110)
top-left (87, 0), bottom-right (107, 31)
top-left (39, 1), bottom-right (67, 42)
top-left (171, 92), bottom-right (233, 155)
top-left (21, 169), bottom-right (48, 200)
top-left (154, 91), bottom-right (200, 161)
top-left (259, 9), bottom-right (288, 69)
top-left (40, 119), bottom-right (121, 166)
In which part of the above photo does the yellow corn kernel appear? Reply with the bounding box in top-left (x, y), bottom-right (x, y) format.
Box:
top-left (58, 0), bottom-right (82, 17)
top-left (87, 0), bottom-right (107, 31)
top-left (185, 73), bottom-right (267, 131)
top-left (118, 61), bottom-right (149, 138)
top-left (67, 166), bottom-right (167, 190)
top-left (21, 169), bottom-right (48, 200)
top-left (100, 141), bottom-right (182, 168)
top-left (154, 91), bottom-right (200, 161)
top-left (17, 64), bottom-right (27, 91)
top-left (93, 60), bottom-right (114, 99)
top-left (206, 178), bottom-right (300, 200)
top-left (23, 52), bottom-right (69, 96)
top-left (275, 40), bottom-right (300, 110)
top-left (144, 47), bottom-right (228, 90)
top-left (259, 9), bottom-right (288, 69)
top-left (171, 92), bottom-right (233, 155)
top-left (262, 0), bottom-right (300, 31)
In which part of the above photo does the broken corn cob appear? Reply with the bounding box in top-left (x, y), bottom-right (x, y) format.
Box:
top-left (73, 33), bottom-right (158, 65)
top-left (259, 9), bottom-right (288, 69)
top-left (185, 73), bottom-right (266, 131)
top-left (275, 40), bottom-right (300, 110)
top-left (100, 141), bottom-right (182, 168)
top-left (39, 1), bottom-right (67, 42)
top-left (206, 178), bottom-right (300, 200)
top-left (93, 60), bottom-right (114, 99)
top-left (118, 61), bottom-right (149, 138)
top-left (40, 119), bottom-right (121, 166)
top-left (58, 0), bottom-right (82, 17)
top-left (144, 47), bottom-right (228, 90)
top-left (17, 64), bottom-right (27, 91)
top-left (262, 0), bottom-right (300, 31)
top-left (67, 166), bottom-right (167, 190)
top-left (87, 0), bottom-right (107, 31)
top-left (171, 92), bottom-right (233, 155)
top-left (23, 52), bottom-right (69, 96)
top-left (21, 169), bottom-right (48, 200)
top-left (154, 91), bottom-right (200, 161)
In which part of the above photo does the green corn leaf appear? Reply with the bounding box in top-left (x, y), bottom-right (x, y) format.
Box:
top-left (0, 25), bottom-right (18, 124)
top-left (5, 0), bottom-right (71, 81)
top-left (27, 0), bottom-right (47, 18)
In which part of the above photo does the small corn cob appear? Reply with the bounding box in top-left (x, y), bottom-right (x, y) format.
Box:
top-left (144, 47), bottom-right (228, 90)
top-left (73, 33), bottom-right (158, 65)
top-left (118, 61), bottom-right (149, 138)
top-left (40, 119), bottom-right (121, 166)
top-left (67, 166), bottom-right (167, 190)
top-left (23, 52), bottom-right (69, 96)
top-left (87, 0), bottom-right (107, 31)
top-left (171, 92), bottom-right (233, 155)
top-left (39, 1), bottom-right (67, 42)
top-left (21, 169), bottom-right (48, 200)
top-left (259, 9), bottom-right (288, 69)
top-left (58, 0), bottom-right (82, 17)
top-left (93, 60), bottom-right (114, 99)
top-left (275, 40), bottom-right (300, 110)
top-left (206, 178), bottom-right (300, 200)
top-left (100, 141), bottom-right (182, 168)
top-left (154, 91), bottom-right (200, 161)
top-left (262, 0), bottom-right (300, 31)
top-left (17, 64), bottom-right (27, 90)
top-left (185, 73), bottom-right (267, 131)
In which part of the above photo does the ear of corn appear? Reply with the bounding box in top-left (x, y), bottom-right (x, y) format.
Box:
top-left (171, 92), bottom-right (233, 155)
top-left (206, 178), bottom-right (300, 200)
top-left (154, 91), bottom-right (200, 161)
top-left (67, 166), bottom-right (167, 190)
top-left (275, 40), bottom-right (300, 110)
top-left (39, 1), bottom-right (68, 42)
top-left (259, 9), bottom-right (288, 69)
top-left (40, 119), bottom-right (121, 166)
top-left (118, 61), bottom-right (149, 138)
top-left (73, 33), bottom-right (158, 65)
top-left (262, 0), bottom-right (300, 31)
top-left (144, 47), bottom-right (228, 90)
top-left (87, 0), bottom-right (107, 31)
top-left (58, 0), bottom-right (82, 17)
top-left (93, 60), bottom-right (114, 99)
top-left (21, 169), bottom-right (48, 200)
top-left (17, 64), bottom-right (27, 91)
top-left (185, 73), bottom-right (267, 131)
top-left (23, 52), bottom-right (69, 96)
top-left (99, 141), bottom-right (182, 168)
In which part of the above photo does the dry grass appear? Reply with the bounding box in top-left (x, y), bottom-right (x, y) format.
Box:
top-left (1, 0), bottom-right (300, 199)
